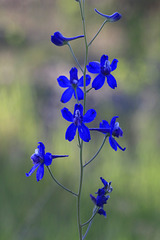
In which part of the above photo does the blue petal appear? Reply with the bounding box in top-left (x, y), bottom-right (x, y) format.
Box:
top-left (106, 74), bottom-right (117, 89)
top-left (74, 104), bottom-right (83, 116)
top-left (110, 59), bottom-right (118, 72)
top-left (36, 164), bottom-right (44, 181)
top-left (44, 152), bottom-right (53, 166)
top-left (78, 123), bottom-right (91, 142)
top-left (31, 153), bottom-right (40, 164)
top-left (70, 67), bottom-right (78, 81)
top-left (96, 188), bottom-right (106, 196)
top-left (98, 208), bottom-right (107, 217)
top-left (109, 136), bottom-right (118, 151)
top-left (83, 109), bottom-right (96, 123)
top-left (37, 142), bottom-right (45, 158)
top-left (57, 76), bottom-right (70, 88)
top-left (26, 163), bottom-right (40, 177)
top-left (78, 74), bottom-right (91, 87)
top-left (110, 116), bottom-right (118, 129)
top-left (86, 62), bottom-right (100, 74)
top-left (115, 141), bottom-right (126, 151)
top-left (90, 194), bottom-right (97, 205)
top-left (96, 195), bottom-right (108, 207)
top-left (100, 177), bottom-right (108, 187)
top-left (61, 87), bottom-right (74, 103)
top-left (74, 87), bottom-right (84, 100)
top-left (61, 107), bottom-right (73, 122)
top-left (92, 74), bottom-right (105, 90)
top-left (100, 120), bottom-right (110, 129)
top-left (65, 123), bottom-right (77, 141)
top-left (51, 32), bottom-right (66, 46)
top-left (100, 55), bottom-right (108, 67)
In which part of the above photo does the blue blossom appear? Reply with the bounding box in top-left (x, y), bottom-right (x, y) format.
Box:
top-left (26, 142), bottom-right (68, 181)
top-left (96, 177), bottom-right (113, 196)
top-left (90, 116), bottom-right (126, 151)
top-left (57, 67), bottom-right (91, 103)
top-left (61, 103), bottom-right (96, 142)
top-left (95, 9), bottom-right (122, 22)
top-left (87, 54), bottom-right (118, 90)
top-left (90, 177), bottom-right (112, 217)
top-left (51, 31), bottom-right (84, 46)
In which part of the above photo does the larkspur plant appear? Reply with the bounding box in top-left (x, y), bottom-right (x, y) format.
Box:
top-left (26, 1), bottom-right (126, 239)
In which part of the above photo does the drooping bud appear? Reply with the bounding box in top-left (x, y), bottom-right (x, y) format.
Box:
top-left (95, 9), bottom-right (122, 22)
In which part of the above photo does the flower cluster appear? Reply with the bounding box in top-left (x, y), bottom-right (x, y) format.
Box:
top-left (90, 177), bottom-right (113, 217)
top-left (26, 4), bottom-right (125, 239)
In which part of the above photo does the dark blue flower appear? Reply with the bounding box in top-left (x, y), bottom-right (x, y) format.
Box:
top-left (61, 103), bottom-right (96, 142)
top-left (90, 177), bottom-right (112, 217)
top-left (96, 177), bottom-right (113, 195)
top-left (87, 54), bottom-right (118, 90)
top-left (57, 67), bottom-right (91, 103)
top-left (51, 31), bottom-right (84, 46)
top-left (26, 142), bottom-right (69, 181)
top-left (95, 9), bottom-right (122, 22)
top-left (90, 116), bottom-right (126, 151)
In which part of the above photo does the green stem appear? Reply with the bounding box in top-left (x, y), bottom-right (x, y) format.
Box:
top-left (82, 207), bottom-right (98, 240)
top-left (86, 87), bottom-right (93, 93)
top-left (74, 87), bottom-right (79, 104)
top-left (77, 136), bottom-right (83, 240)
top-left (88, 19), bottom-right (108, 47)
top-left (67, 42), bottom-right (84, 73)
top-left (83, 135), bottom-right (108, 167)
top-left (79, 0), bottom-right (88, 114)
top-left (47, 166), bottom-right (78, 197)
top-left (82, 207), bottom-right (98, 227)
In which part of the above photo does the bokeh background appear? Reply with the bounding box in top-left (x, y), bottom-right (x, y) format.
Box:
top-left (0, 0), bottom-right (160, 239)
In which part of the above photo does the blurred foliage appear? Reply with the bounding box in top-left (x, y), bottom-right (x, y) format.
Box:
top-left (0, 0), bottom-right (160, 240)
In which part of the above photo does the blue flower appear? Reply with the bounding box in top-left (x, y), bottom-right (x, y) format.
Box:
top-left (61, 103), bottom-right (96, 142)
top-left (96, 177), bottom-right (113, 195)
top-left (95, 9), bottom-right (122, 22)
top-left (87, 54), bottom-right (118, 90)
top-left (90, 116), bottom-right (126, 151)
top-left (51, 31), bottom-right (84, 46)
top-left (57, 67), bottom-right (91, 103)
top-left (90, 177), bottom-right (112, 217)
top-left (26, 142), bottom-right (68, 181)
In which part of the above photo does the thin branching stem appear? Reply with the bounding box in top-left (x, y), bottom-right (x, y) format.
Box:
top-left (83, 135), bottom-right (108, 167)
top-left (47, 166), bottom-right (78, 197)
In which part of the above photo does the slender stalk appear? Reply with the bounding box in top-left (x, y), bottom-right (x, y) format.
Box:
top-left (81, 207), bottom-right (98, 227)
top-left (77, 136), bottom-right (83, 240)
top-left (47, 166), bottom-right (78, 197)
top-left (82, 207), bottom-right (98, 240)
top-left (83, 135), bottom-right (108, 167)
top-left (74, 86), bottom-right (80, 104)
top-left (67, 42), bottom-right (84, 74)
top-left (88, 19), bottom-right (108, 47)
top-left (79, 0), bottom-right (88, 114)
top-left (86, 87), bottom-right (93, 93)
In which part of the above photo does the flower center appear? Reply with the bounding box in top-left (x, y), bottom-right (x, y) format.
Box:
top-left (101, 60), bottom-right (111, 76)
top-left (71, 79), bottom-right (78, 87)
top-left (31, 148), bottom-right (44, 164)
top-left (112, 122), bottom-right (123, 137)
top-left (73, 109), bottom-right (83, 126)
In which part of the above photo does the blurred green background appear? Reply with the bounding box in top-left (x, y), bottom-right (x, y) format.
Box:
top-left (0, 0), bottom-right (160, 239)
